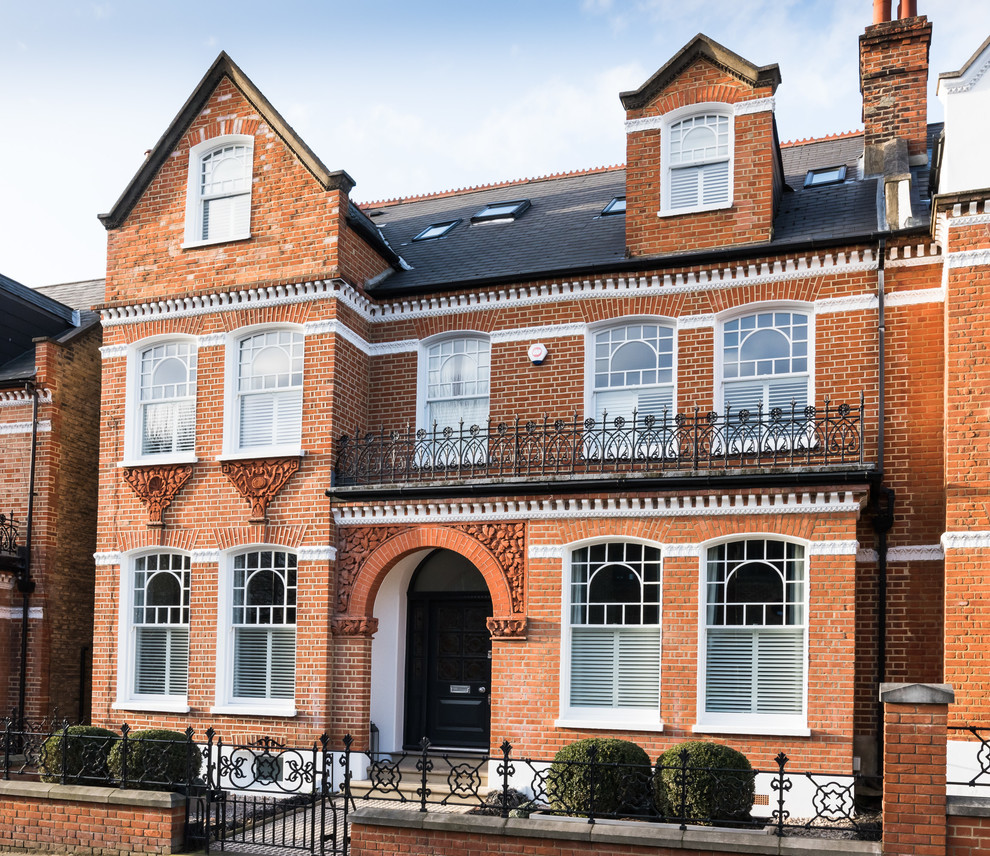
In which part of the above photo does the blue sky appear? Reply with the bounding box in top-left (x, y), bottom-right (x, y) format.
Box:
top-left (2, 0), bottom-right (988, 287)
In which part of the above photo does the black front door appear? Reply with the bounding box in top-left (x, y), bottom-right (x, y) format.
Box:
top-left (405, 594), bottom-right (492, 749)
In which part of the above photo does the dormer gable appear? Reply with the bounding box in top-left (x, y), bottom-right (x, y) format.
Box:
top-left (99, 53), bottom-right (397, 304)
top-left (620, 35), bottom-right (783, 258)
top-left (935, 34), bottom-right (990, 195)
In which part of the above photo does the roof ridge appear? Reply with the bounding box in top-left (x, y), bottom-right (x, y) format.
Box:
top-left (357, 164), bottom-right (626, 208)
top-left (779, 129), bottom-right (864, 148)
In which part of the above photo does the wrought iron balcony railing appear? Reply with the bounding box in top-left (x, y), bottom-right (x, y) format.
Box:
top-left (333, 396), bottom-right (866, 488)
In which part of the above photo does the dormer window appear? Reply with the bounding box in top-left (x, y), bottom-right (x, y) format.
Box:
top-left (471, 200), bottom-right (531, 223)
top-left (663, 111), bottom-right (732, 213)
top-left (804, 166), bottom-right (847, 187)
top-left (184, 135), bottom-right (254, 247)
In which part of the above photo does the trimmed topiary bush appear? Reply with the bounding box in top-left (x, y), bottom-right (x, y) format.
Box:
top-left (108, 728), bottom-right (201, 789)
top-left (547, 737), bottom-right (652, 817)
top-left (654, 741), bottom-right (755, 824)
top-left (40, 725), bottom-right (117, 784)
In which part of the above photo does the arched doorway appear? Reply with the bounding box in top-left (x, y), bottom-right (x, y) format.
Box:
top-left (404, 549), bottom-right (493, 749)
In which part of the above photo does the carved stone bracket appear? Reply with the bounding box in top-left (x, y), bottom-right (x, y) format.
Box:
top-left (122, 464), bottom-right (194, 527)
top-left (486, 616), bottom-right (527, 640)
top-left (221, 457), bottom-right (300, 522)
top-left (335, 525), bottom-right (410, 614)
top-left (331, 616), bottom-right (379, 637)
top-left (455, 522), bottom-right (526, 613)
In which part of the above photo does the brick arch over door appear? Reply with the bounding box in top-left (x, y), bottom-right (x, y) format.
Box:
top-left (345, 525), bottom-right (516, 619)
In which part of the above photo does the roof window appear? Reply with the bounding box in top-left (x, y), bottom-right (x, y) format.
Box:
top-left (601, 197), bottom-right (626, 216)
top-left (471, 200), bottom-right (531, 223)
top-left (413, 220), bottom-right (460, 241)
top-left (804, 166), bottom-right (847, 188)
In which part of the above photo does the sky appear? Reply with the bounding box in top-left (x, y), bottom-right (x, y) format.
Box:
top-left (2, 0), bottom-right (989, 289)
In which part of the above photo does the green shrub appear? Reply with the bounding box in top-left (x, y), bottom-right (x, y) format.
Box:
top-left (547, 737), bottom-right (652, 817)
top-left (654, 741), bottom-right (755, 823)
top-left (108, 729), bottom-right (200, 789)
top-left (40, 725), bottom-right (117, 784)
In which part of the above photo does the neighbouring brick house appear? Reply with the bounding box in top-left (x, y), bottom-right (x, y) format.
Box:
top-left (0, 275), bottom-right (103, 725)
top-left (86, 0), bottom-right (989, 803)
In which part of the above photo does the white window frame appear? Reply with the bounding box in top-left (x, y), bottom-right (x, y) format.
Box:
top-left (695, 535), bottom-right (810, 737)
top-left (557, 538), bottom-right (664, 732)
top-left (212, 546), bottom-right (297, 717)
top-left (222, 324), bottom-right (305, 460)
top-left (121, 335), bottom-right (199, 467)
top-left (113, 551), bottom-right (192, 714)
top-left (183, 134), bottom-right (254, 248)
top-left (416, 332), bottom-right (491, 433)
top-left (659, 103), bottom-right (734, 217)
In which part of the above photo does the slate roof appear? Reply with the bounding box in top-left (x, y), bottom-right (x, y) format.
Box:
top-left (366, 128), bottom-right (934, 298)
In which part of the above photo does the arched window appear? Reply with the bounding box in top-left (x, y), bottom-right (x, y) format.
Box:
top-left (234, 329), bottom-right (304, 452)
top-left (184, 135), bottom-right (254, 245)
top-left (666, 112), bottom-right (731, 210)
top-left (566, 542), bottom-right (662, 718)
top-left (702, 539), bottom-right (805, 726)
top-left (138, 341), bottom-right (197, 456)
top-left (231, 550), bottom-right (297, 701)
top-left (422, 336), bottom-right (490, 431)
top-left (591, 322), bottom-right (674, 424)
top-left (132, 553), bottom-right (190, 699)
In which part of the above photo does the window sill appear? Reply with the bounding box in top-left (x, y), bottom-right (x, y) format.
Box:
top-left (657, 201), bottom-right (733, 218)
top-left (113, 700), bottom-right (191, 714)
top-left (119, 454), bottom-right (198, 468)
top-left (693, 722), bottom-right (811, 738)
top-left (210, 703), bottom-right (297, 718)
top-left (181, 234), bottom-right (252, 250)
top-left (555, 716), bottom-right (664, 733)
top-left (218, 449), bottom-right (304, 462)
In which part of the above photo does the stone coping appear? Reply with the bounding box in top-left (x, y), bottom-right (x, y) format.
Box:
top-left (948, 794), bottom-right (990, 817)
top-left (0, 778), bottom-right (184, 808)
top-left (350, 807), bottom-right (881, 855)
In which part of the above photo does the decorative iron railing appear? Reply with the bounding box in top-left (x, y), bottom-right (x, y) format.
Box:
top-left (948, 726), bottom-right (990, 788)
top-left (0, 512), bottom-right (23, 574)
top-left (334, 396), bottom-right (866, 487)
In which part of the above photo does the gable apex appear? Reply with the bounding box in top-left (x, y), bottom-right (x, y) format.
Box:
top-left (99, 51), bottom-right (354, 230)
top-left (620, 34), bottom-right (781, 111)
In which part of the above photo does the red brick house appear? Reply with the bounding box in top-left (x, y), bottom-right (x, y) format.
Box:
top-left (89, 1), bottom-right (985, 804)
top-left (0, 275), bottom-right (103, 725)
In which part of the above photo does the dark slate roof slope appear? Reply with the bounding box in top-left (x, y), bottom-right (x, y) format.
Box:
top-left (0, 273), bottom-right (78, 375)
top-left (369, 169), bottom-right (626, 293)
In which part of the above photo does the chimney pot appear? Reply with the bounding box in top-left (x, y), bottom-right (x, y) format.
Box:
top-left (873, 0), bottom-right (891, 24)
top-left (898, 0), bottom-right (917, 18)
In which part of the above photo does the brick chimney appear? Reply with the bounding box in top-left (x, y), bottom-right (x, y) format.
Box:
top-left (859, 1), bottom-right (932, 174)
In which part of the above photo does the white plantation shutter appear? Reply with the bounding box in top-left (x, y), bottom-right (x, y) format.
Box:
top-left (239, 390), bottom-right (303, 448)
top-left (755, 632), bottom-right (804, 714)
top-left (571, 627), bottom-right (661, 708)
top-left (233, 628), bottom-right (296, 700)
top-left (670, 167), bottom-right (701, 209)
top-left (202, 193), bottom-right (250, 242)
top-left (700, 161), bottom-right (730, 206)
top-left (705, 630), bottom-right (753, 712)
top-left (135, 628), bottom-right (189, 696)
top-left (705, 630), bottom-right (803, 715)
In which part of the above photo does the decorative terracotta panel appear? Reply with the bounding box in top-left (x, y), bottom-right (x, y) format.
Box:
top-left (122, 464), bottom-right (194, 527)
top-left (331, 616), bottom-right (380, 637)
top-left (221, 457), bottom-right (300, 523)
top-left (486, 616), bottom-right (527, 640)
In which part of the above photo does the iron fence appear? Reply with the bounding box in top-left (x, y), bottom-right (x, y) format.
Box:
top-left (2, 721), bottom-right (881, 853)
top-left (333, 397), bottom-right (866, 487)
top-left (948, 726), bottom-right (990, 788)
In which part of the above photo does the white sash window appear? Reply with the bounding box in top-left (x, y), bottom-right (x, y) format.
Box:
top-left (231, 550), bottom-right (297, 702)
top-left (184, 135), bottom-right (253, 246)
top-left (666, 113), bottom-right (731, 211)
top-left (592, 323), bottom-right (675, 426)
top-left (235, 330), bottom-right (304, 453)
top-left (132, 554), bottom-right (190, 699)
top-left (565, 543), bottom-right (662, 724)
top-left (139, 341), bottom-right (196, 456)
top-left (423, 336), bottom-right (490, 431)
top-left (701, 539), bottom-right (806, 732)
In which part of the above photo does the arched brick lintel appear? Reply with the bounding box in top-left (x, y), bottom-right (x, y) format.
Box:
top-left (347, 525), bottom-right (516, 618)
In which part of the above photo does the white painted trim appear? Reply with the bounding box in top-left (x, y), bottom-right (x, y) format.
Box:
top-left (0, 420), bottom-right (51, 435)
top-left (100, 344), bottom-right (128, 359)
top-left (0, 607), bottom-right (43, 620)
top-left (191, 549), bottom-right (221, 564)
top-left (369, 340), bottom-right (418, 356)
top-left (939, 52), bottom-right (990, 94)
top-left (555, 716), bottom-right (665, 732)
top-left (885, 287), bottom-right (946, 307)
top-left (491, 323), bottom-right (585, 343)
top-left (692, 723), bottom-right (812, 737)
top-left (94, 551), bottom-right (122, 566)
top-left (663, 543), bottom-right (702, 557)
top-left (624, 116), bottom-right (663, 133)
top-left (888, 545), bottom-right (944, 561)
top-left (197, 333), bottom-right (226, 348)
top-left (944, 210), bottom-right (990, 227)
top-left (333, 492), bottom-right (864, 524)
top-left (0, 389), bottom-right (51, 407)
top-left (815, 295), bottom-right (878, 314)
top-left (112, 701), bottom-right (191, 714)
top-left (806, 540), bottom-right (859, 556)
top-left (677, 314), bottom-right (716, 329)
top-left (528, 545), bottom-right (563, 559)
top-left (297, 546), bottom-right (337, 562)
top-left (948, 250), bottom-right (990, 269)
top-left (209, 703), bottom-right (297, 717)
top-left (942, 531), bottom-right (990, 549)
top-left (733, 97), bottom-right (775, 116)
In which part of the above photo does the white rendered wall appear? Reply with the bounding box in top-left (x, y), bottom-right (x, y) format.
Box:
top-left (938, 46), bottom-right (990, 194)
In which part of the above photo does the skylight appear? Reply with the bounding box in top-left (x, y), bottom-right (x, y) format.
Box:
top-left (471, 200), bottom-right (531, 223)
top-left (601, 197), bottom-right (626, 216)
top-left (804, 166), bottom-right (847, 188)
top-left (413, 220), bottom-right (460, 241)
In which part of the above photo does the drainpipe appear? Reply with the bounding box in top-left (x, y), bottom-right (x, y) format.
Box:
top-left (873, 240), bottom-right (895, 777)
top-left (16, 381), bottom-right (39, 729)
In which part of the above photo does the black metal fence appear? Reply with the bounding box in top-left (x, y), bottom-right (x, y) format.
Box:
top-left (334, 397), bottom-right (866, 487)
top-left (2, 720), bottom-right (882, 853)
top-left (948, 726), bottom-right (990, 788)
